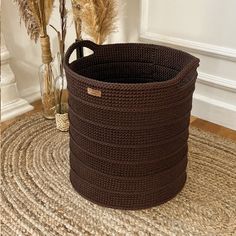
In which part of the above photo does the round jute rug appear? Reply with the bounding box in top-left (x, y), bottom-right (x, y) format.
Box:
top-left (1, 114), bottom-right (236, 236)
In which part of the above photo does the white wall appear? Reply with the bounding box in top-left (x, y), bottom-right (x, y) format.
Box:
top-left (2, 0), bottom-right (42, 102)
top-left (140, 0), bottom-right (236, 130)
top-left (1, 0), bottom-right (140, 103)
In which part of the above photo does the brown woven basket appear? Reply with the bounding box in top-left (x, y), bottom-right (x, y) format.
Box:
top-left (64, 40), bottom-right (200, 210)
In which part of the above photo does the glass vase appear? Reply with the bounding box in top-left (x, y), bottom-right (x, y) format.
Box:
top-left (39, 62), bottom-right (56, 119)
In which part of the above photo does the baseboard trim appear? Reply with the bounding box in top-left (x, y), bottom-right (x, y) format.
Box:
top-left (20, 86), bottom-right (41, 103)
top-left (197, 72), bottom-right (236, 92)
top-left (1, 99), bottom-right (33, 122)
top-left (192, 94), bottom-right (236, 130)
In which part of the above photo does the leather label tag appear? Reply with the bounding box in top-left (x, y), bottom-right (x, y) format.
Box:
top-left (87, 87), bottom-right (102, 97)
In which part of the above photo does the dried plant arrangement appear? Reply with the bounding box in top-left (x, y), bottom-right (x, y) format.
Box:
top-left (14, 0), bottom-right (56, 119)
top-left (71, 0), bottom-right (84, 58)
top-left (73, 0), bottom-right (118, 44)
top-left (14, 0), bottom-right (54, 61)
top-left (13, 0), bottom-right (40, 41)
top-left (50, 0), bottom-right (67, 76)
top-left (50, 0), bottom-right (68, 115)
top-left (71, 0), bottom-right (82, 41)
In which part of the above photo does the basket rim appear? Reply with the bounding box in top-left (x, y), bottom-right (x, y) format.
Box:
top-left (64, 42), bottom-right (199, 90)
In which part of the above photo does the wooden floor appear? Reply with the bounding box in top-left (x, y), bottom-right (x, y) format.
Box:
top-left (1, 100), bottom-right (236, 142)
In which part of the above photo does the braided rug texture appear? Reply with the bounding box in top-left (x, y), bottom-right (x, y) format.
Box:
top-left (1, 114), bottom-right (236, 236)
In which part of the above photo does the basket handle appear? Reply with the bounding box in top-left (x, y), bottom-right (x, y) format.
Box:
top-left (64, 40), bottom-right (98, 66)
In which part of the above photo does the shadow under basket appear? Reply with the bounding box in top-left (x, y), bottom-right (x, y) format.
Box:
top-left (64, 40), bottom-right (200, 210)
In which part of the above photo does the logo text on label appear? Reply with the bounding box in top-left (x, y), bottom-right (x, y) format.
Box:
top-left (87, 87), bottom-right (102, 97)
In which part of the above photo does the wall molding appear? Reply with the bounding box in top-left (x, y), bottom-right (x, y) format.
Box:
top-left (197, 72), bottom-right (236, 92)
top-left (139, 0), bottom-right (236, 62)
top-left (140, 32), bottom-right (236, 62)
top-left (194, 74), bottom-right (236, 130)
top-left (140, 0), bottom-right (236, 130)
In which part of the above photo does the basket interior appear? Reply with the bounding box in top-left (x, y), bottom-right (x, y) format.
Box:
top-left (69, 45), bottom-right (195, 84)
top-left (72, 62), bottom-right (179, 83)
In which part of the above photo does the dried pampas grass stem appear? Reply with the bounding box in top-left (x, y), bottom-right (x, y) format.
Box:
top-left (71, 0), bottom-right (82, 40)
top-left (50, 0), bottom-right (67, 114)
top-left (13, 0), bottom-right (40, 41)
top-left (14, 0), bottom-right (54, 41)
top-left (75, 0), bottom-right (118, 44)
